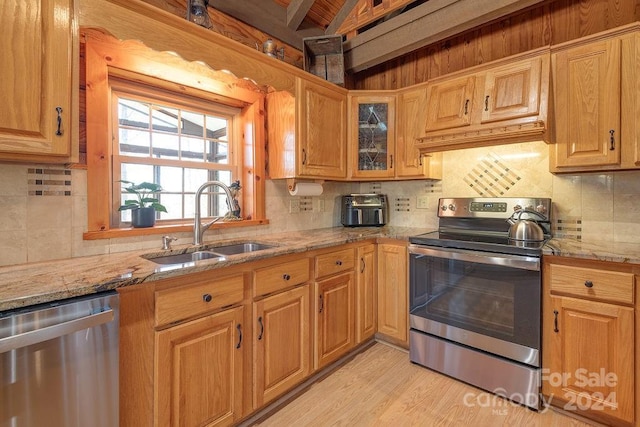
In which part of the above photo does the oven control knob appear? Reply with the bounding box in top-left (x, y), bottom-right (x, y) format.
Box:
top-left (536, 204), bottom-right (547, 215)
top-left (441, 205), bottom-right (447, 211)
top-left (513, 204), bottom-right (522, 212)
top-left (448, 204), bottom-right (456, 211)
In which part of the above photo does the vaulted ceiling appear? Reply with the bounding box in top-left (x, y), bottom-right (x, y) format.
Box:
top-left (208, 0), bottom-right (546, 73)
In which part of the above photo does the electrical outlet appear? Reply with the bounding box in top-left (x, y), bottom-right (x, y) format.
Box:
top-left (289, 199), bottom-right (300, 213)
top-left (314, 199), bottom-right (325, 212)
top-left (416, 195), bottom-right (429, 209)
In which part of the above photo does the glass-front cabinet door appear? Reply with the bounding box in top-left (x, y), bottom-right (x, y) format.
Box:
top-left (348, 93), bottom-right (396, 178)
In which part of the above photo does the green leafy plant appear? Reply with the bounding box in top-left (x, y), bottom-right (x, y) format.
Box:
top-left (118, 180), bottom-right (168, 213)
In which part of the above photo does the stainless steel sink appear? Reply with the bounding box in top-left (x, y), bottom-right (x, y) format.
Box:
top-left (207, 242), bottom-right (275, 256)
top-left (144, 242), bottom-right (276, 265)
top-left (146, 251), bottom-right (223, 265)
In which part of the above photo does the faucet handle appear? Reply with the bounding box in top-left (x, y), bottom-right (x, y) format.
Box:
top-left (162, 235), bottom-right (178, 250)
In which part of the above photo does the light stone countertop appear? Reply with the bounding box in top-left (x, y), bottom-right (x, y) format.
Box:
top-left (543, 238), bottom-right (640, 265)
top-left (0, 226), bottom-right (432, 313)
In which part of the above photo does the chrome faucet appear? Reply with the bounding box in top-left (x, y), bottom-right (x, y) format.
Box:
top-left (193, 181), bottom-right (234, 245)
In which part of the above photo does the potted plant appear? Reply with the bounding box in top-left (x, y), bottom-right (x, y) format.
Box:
top-left (118, 180), bottom-right (168, 228)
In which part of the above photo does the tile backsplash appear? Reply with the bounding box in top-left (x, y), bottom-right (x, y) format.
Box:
top-left (1, 140), bottom-right (639, 267)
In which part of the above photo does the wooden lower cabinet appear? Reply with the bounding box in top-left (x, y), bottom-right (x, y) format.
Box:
top-left (315, 271), bottom-right (356, 369)
top-left (356, 244), bottom-right (377, 343)
top-left (253, 284), bottom-right (311, 408)
top-left (155, 306), bottom-right (245, 427)
top-left (542, 256), bottom-right (637, 426)
top-left (376, 242), bottom-right (408, 346)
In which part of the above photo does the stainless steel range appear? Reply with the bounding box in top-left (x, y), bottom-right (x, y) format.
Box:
top-left (408, 197), bottom-right (551, 410)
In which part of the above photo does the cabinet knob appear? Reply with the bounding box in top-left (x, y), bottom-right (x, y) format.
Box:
top-left (584, 280), bottom-right (594, 288)
top-left (336, 260), bottom-right (342, 266)
top-left (202, 293), bottom-right (212, 303)
top-left (283, 274), bottom-right (291, 281)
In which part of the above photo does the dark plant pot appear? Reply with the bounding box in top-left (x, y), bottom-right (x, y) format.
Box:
top-left (131, 207), bottom-right (156, 228)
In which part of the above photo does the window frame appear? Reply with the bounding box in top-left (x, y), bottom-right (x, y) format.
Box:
top-left (83, 30), bottom-right (267, 240)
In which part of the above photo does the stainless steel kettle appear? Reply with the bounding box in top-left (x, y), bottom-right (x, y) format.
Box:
top-left (507, 209), bottom-right (546, 241)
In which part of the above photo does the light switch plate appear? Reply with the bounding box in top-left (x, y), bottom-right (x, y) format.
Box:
top-left (289, 199), bottom-right (300, 213)
top-left (416, 195), bottom-right (429, 209)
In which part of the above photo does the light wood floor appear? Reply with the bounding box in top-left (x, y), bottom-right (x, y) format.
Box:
top-left (256, 342), bottom-right (595, 427)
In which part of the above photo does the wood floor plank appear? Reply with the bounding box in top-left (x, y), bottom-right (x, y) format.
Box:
top-left (256, 342), bottom-right (595, 426)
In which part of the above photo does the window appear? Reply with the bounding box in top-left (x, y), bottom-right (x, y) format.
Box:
top-left (84, 30), bottom-right (267, 239)
top-left (111, 84), bottom-right (238, 228)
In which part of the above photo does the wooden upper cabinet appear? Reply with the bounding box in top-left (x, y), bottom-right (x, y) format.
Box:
top-left (0, 0), bottom-right (76, 162)
top-left (419, 49), bottom-right (550, 153)
top-left (481, 56), bottom-right (542, 124)
top-left (396, 86), bottom-right (442, 179)
top-left (553, 39), bottom-right (621, 168)
top-left (425, 75), bottom-right (476, 132)
top-left (267, 77), bottom-right (347, 180)
top-left (348, 92), bottom-right (396, 179)
top-left (551, 26), bottom-right (640, 172)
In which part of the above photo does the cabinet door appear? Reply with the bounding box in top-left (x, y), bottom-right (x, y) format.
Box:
top-left (0, 0), bottom-right (73, 159)
top-left (397, 87), bottom-right (431, 178)
top-left (298, 79), bottom-right (347, 178)
top-left (425, 75), bottom-right (475, 132)
top-left (356, 244), bottom-right (376, 343)
top-left (377, 243), bottom-right (408, 346)
top-left (315, 272), bottom-right (355, 369)
top-left (349, 94), bottom-right (396, 178)
top-left (254, 285), bottom-right (311, 407)
top-left (544, 296), bottom-right (633, 424)
top-left (481, 56), bottom-right (543, 123)
top-left (553, 39), bottom-right (621, 167)
top-left (155, 307), bottom-right (244, 427)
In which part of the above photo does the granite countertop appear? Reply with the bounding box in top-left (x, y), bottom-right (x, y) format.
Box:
top-left (2, 226), bottom-right (639, 313)
top-left (543, 238), bottom-right (640, 265)
top-left (0, 226), bottom-right (431, 312)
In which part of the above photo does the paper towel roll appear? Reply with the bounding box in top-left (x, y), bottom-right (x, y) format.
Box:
top-left (288, 182), bottom-right (323, 196)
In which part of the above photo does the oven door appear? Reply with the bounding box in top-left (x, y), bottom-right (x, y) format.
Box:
top-left (408, 244), bottom-right (541, 366)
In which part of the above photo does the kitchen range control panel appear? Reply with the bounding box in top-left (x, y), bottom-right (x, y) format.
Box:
top-left (438, 197), bottom-right (551, 220)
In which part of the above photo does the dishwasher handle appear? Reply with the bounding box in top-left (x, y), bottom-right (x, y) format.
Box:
top-left (0, 308), bottom-right (114, 354)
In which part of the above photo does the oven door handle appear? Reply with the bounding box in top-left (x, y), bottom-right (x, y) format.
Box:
top-left (408, 244), bottom-right (540, 271)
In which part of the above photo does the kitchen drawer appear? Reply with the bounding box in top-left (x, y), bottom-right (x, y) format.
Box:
top-left (254, 258), bottom-right (310, 298)
top-left (155, 274), bottom-right (244, 327)
top-left (315, 248), bottom-right (355, 279)
top-left (549, 263), bottom-right (634, 305)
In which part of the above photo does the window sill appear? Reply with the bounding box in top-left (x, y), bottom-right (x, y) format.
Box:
top-left (82, 219), bottom-right (270, 240)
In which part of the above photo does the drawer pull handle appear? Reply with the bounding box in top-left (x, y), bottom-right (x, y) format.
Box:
top-left (484, 95), bottom-right (490, 111)
top-left (257, 316), bottom-right (264, 341)
top-left (584, 280), bottom-right (594, 288)
top-left (336, 260), bottom-right (342, 266)
top-left (319, 295), bottom-right (324, 313)
top-left (236, 324), bottom-right (242, 349)
top-left (283, 274), bottom-right (291, 281)
top-left (202, 293), bottom-right (212, 303)
top-left (553, 310), bottom-right (559, 333)
top-left (464, 99), bottom-right (469, 115)
top-left (360, 257), bottom-right (365, 273)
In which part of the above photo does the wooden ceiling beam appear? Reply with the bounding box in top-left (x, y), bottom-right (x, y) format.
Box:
top-left (209, 0), bottom-right (323, 48)
top-left (343, 0), bottom-right (545, 73)
top-left (325, 0), bottom-right (360, 35)
top-left (287, 0), bottom-right (316, 30)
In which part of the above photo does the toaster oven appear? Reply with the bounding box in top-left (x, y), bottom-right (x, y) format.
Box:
top-left (341, 194), bottom-right (388, 227)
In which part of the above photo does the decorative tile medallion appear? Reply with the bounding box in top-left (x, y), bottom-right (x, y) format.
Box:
top-left (553, 217), bottom-right (582, 241)
top-left (463, 153), bottom-right (521, 197)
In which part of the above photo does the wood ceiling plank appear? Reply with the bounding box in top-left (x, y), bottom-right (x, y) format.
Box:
top-left (325, 0), bottom-right (360, 35)
top-left (287, 0), bottom-right (316, 30)
top-left (343, 0), bottom-right (545, 72)
top-left (209, 0), bottom-right (323, 48)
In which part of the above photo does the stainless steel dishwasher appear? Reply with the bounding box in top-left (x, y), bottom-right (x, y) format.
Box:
top-left (0, 291), bottom-right (119, 427)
